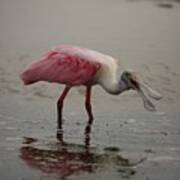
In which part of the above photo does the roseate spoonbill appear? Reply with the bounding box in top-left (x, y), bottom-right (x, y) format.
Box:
top-left (21, 45), bottom-right (162, 128)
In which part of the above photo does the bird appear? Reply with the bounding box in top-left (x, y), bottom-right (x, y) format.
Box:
top-left (21, 45), bottom-right (162, 130)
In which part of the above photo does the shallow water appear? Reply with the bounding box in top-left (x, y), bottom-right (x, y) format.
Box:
top-left (0, 94), bottom-right (180, 180)
top-left (0, 0), bottom-right (180, 180)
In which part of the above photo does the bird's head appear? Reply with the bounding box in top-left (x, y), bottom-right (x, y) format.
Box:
top-left (121, 69), bottom-right (163, 111)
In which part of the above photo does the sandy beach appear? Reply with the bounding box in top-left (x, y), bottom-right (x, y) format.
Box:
top-left (0, 0), bottom-right (180, 179)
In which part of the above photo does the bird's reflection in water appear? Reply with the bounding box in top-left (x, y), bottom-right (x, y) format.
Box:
top-left (20, 119), bottom-right (96, 180)
top-left (20, 119), bottom-right (138, 180)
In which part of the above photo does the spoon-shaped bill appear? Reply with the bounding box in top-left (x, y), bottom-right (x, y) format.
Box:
top-left (138, 88), bottom-right (156, 112)
top-left (139, 81), bottom-right (163, 100)
top-left (130, 74), bottom-right (162, 112)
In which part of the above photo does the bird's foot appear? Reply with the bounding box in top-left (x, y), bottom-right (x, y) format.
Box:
top-left (56, 128), bottom-right (65, 144)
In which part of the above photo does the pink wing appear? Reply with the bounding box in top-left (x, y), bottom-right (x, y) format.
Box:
top-left (21, 48), bottom-right (101, 86)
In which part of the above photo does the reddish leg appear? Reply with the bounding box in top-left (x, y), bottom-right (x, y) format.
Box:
top-left (84, 118), bottom-right (93, 149)
top-left (57, 86), bottom-right (70, 142)
top-left (85, 86), bottom-right (94, 122)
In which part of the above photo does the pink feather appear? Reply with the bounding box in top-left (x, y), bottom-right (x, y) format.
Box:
top-left (21, 46), bottom-right (101, 86)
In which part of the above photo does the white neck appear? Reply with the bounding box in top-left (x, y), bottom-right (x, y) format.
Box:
top-left (100, 78), bottom-right (128, 95)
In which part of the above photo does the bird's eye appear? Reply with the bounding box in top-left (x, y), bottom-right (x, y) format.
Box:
top-left (125, 72), bottom-right (131, 77)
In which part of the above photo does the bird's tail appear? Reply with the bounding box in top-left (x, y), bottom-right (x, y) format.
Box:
top-left (20, 50), bottom-right (59, 85)
top-left (20, 65), bottom-right (38, 85)
top-left (20, 59), bottom-right (45, 85)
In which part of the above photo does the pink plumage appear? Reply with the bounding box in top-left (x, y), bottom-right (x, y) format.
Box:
top-left (21, 45), bottom-right (101, 86)
top-left (21, 45), bottom-right (162, 141)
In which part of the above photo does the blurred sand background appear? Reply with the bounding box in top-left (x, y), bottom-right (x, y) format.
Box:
top-left (0, 0), bottom-right (180, 180)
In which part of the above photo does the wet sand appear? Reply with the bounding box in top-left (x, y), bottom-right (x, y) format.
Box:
top-left (0, 0), bottom-right (180, 179)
